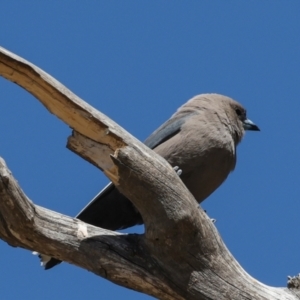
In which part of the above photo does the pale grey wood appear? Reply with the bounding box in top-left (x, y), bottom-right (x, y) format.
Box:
top-left (0, 46), bottom-right (299, 299)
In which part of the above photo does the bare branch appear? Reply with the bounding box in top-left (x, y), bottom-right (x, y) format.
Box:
top-left (0, 46), bottom-right (202, 242)
top-left (0, 158), bottom-right (183, 300)
top-left (0, 46), bottom-right (299, 299)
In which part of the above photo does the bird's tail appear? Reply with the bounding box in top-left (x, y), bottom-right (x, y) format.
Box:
top-left (33, 182), bottom-right (143, 270)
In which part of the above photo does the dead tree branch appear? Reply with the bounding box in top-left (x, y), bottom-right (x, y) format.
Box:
top-left (0, 46), bottom-right (298, 299)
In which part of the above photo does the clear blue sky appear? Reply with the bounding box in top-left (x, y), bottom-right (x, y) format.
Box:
top-left (0, 2), bottom-right (299, 299)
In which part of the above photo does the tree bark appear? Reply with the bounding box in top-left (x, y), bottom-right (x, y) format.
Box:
top-left (0, 46), bottom-right (298, 299)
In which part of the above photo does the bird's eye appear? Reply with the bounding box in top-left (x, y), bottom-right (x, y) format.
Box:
top-left (235, 109), bottom-right (242, 116)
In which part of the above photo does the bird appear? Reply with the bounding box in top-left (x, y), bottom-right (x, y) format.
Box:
top-left (36, 93), bottom-right (260, 269)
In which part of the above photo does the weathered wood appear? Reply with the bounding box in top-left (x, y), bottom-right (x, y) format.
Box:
top-left (0, 158), bottom-right (182, 299)
top-left (0, 46), bottom-right (299, 299)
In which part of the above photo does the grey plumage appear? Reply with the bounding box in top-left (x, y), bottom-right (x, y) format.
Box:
top-left (37, 93), bottom-right (259, 269)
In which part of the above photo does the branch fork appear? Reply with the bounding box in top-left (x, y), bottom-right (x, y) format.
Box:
top-left (0, 46), bottom-right (298, 300)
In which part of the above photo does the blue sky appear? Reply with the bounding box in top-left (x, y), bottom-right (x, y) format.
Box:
top-left (0, 2), bottom-right (299, 299)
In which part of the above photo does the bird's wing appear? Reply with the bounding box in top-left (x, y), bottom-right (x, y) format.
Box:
top-left (36, 110), bottom-right (200, 270)
top-left (76, 110), bottom-right (197, 224)
top-left (76, 182), bottom-right (114, 218)
top-left (144, 111), bottom-right (197, 149)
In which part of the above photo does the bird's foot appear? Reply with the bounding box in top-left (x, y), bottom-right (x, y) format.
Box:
top-left (203, 209), bottom-right (216, 223)
top-left (173, 166), bottom-right (182, 176)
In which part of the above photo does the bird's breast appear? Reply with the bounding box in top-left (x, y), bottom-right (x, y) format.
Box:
top-left (180, 148), bottom-right (235, 203)
top-left (154, 132), bottom-right (236, 204)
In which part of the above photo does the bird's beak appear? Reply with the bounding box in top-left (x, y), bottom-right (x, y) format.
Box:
top-left (243, 118), bottom-right (260, 131)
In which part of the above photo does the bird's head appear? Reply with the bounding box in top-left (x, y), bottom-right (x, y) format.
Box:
top-left (225, 98), bottom-right (260, 144)
top-left (184, 93), bottom-right (260, 145)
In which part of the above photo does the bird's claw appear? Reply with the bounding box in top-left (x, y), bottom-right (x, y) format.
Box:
top-left (173, 166), bottom-right (182, 176)
top-left (203, 209), bottom-right (216, 223)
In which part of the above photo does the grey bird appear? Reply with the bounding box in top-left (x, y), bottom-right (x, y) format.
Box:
top-left (37, 93), bottom-right (259, 269)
